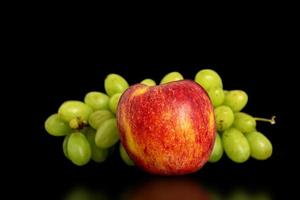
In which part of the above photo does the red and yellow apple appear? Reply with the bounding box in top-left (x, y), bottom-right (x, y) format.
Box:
top-left (116, 80), bottom-right (216, 175)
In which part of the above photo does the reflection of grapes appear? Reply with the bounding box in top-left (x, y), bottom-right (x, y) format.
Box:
top-left (44, 69), bottom-right (275, 168)
top-left (63, 186), bottom-right (109, 200)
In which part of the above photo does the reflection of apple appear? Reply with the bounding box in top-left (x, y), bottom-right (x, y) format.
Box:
top-left (123, 178), bottom-right (211, 200)
top-left (117, 80), bottom-right (215, 175)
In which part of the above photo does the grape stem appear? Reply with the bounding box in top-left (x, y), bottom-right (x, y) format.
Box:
top-left (69, 118), bottom-right (88, 130)
top-left (254, 116), bottom-right (276, 125)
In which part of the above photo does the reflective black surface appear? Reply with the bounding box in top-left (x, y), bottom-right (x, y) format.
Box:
top-left (20, 160), bottom-right (290, 199)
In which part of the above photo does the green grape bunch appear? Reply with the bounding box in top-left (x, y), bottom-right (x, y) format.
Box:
top-left (44, 69), bottom-right (275, 168)
top-left (194, 69), bottom-right (275, 163)
top-left (44, 73), bottom-right (134, 166)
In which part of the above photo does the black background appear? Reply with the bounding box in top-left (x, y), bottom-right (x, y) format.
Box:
top-left (14, 57), bottom-right (294, 199)
top-left (3, 3), bottom-right (298, 198)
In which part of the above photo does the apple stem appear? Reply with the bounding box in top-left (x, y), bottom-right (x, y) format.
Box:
top-left (254, 116), bottom-right (276, 125)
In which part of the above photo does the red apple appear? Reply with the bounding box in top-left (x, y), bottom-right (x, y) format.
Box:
top-left (116, 80), bottom-right (216, 175)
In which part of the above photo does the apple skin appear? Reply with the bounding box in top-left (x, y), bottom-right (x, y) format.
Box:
top-left (116, 80), bottom-right (216, 175)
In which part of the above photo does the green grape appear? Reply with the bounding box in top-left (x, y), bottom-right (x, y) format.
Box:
top-left (120, 144), bottom-right (134, 166)
top-left (222, 128), bottom-right (250, 163)
top-left (67, 132), bottom-right (92, 166)
top-left (214, 105), bottom-right (234, 131)
top-left (84, 91), bottom-right (109, 111)
top-left (95, 118), bottom-right (119, 149)
top-left (84, 127), bottom-right (109, 163)
top-left (109, 93), bottom-right (122, 114)
top-left (209, 133), bottom-right (223, 163)
top-left (223, 90), bottom-right (228, 95)
top-left (104, 73), bottom-right (129, 96)
top-left (45, 114), bottom-right (71, 136)
top-left (63, 135), bottom-right (70, 159)
top-left (160, 72), bottom-right (184, 84)
top-left (208, 87), bottom-right (225, 107)
top-left (141, 78), bottom-right (156, 86)
top-left (194, 69), bottom-right (223, 91)
top-left (58, 101), bottom-right (93, 122)
top-left (233, 112), bottom-right (256, 134)
top-left (246, 131), bottom-right (272, 160)
top-left (223, 90), bottom-right (248, 112)
top-left (88, 110), bottom-right (114, 129)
